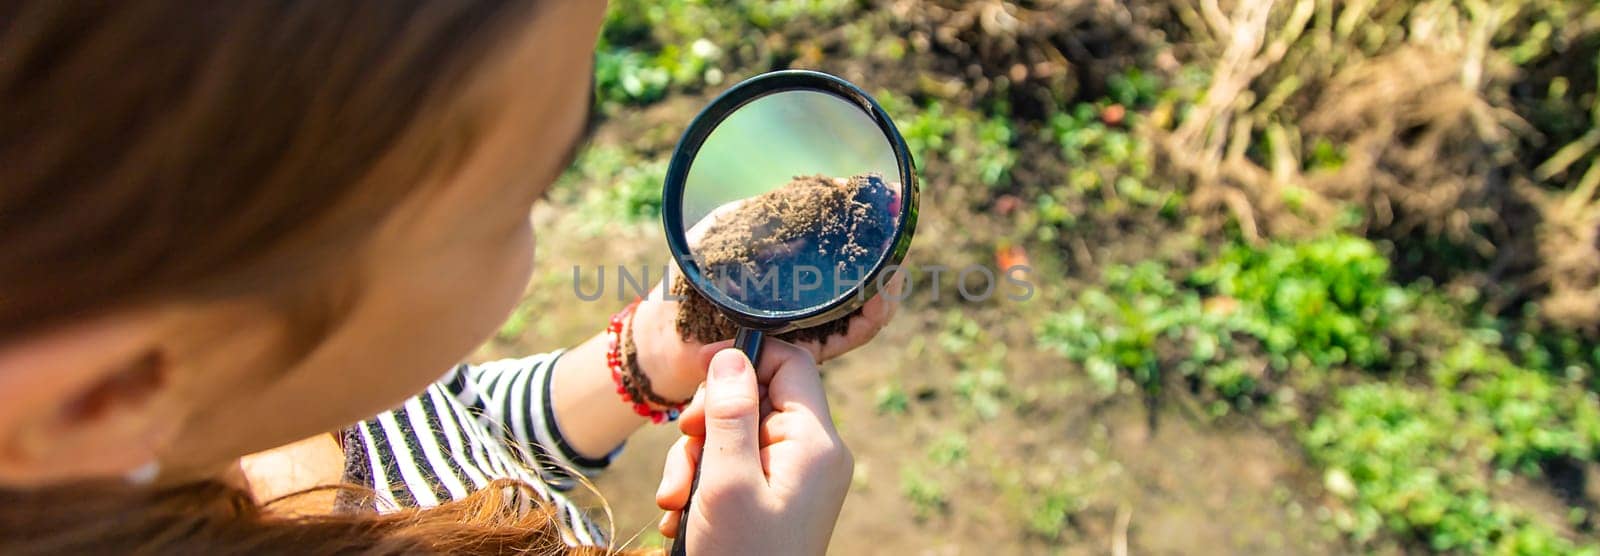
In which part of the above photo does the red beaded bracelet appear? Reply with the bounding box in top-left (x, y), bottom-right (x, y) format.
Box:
top-left (607, 297), bottom-right (684, 424)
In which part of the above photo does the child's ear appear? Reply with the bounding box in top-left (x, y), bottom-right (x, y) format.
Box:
top-left (0, 313), bottom-right (183, 487)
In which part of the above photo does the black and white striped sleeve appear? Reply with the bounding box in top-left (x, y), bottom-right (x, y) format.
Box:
top-left (444, 351), bottom-right (622, 490)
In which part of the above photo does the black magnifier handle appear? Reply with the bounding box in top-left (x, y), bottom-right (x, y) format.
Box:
top-left (732, 326), bottom-right (765, 368)
top-left (671, 326), bottom-right (764, 556)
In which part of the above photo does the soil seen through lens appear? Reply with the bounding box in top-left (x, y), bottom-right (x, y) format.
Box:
top-left (672, 173), bottom-right (898, 344)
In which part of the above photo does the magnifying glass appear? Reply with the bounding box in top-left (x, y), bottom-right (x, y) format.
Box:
top-left (661, 70), bottom-right (919, 554)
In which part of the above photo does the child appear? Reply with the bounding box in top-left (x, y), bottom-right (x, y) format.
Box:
top-left (0, 1), bottom-right (896, 554)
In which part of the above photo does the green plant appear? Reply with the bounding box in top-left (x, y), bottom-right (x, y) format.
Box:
top-left (937, 311), bottom-right (1010, 419)
top-left (593, 0), bottom-right (857, 110)
top-left (554, 145), bottom-right (666, 230)
top-left (953, 367), bottom-right (1007, 420)
top-left (874, 382), bottom-right (910, 416)
top-left (1433, 339), bottom-right (1600, 472)
top-left (927, 432), bottom-right (969, 469)
top-left (741, 0), bottom-right (854, 28)
top-left (593, 48), bottom-right (673, 105)
top-left (1304, 381), bottom-right (1597, 554)
top-left (1190, 235), bottom-right (1413, 372)
top-left (1106, 67), bottom-right (1162, 109)
top-left (1039, 262), bottom-right (1223, 398)
top-left (949, 115), bottom-right (1017, 189)
top-left (1040, 95), bottom-right (1176, 233)
top-left (594, 1), bottom-right (721, 107)
top-left (1024, 486), bottom-right (1083, 541)
top-left (1510, 307), bottom-right (1600, 389)
top-left (874, 92), bottom-right (1018, 189)
top-left (1043, 235), bottom-right (1420, 408)
top-left (900, 466), bottom-right (948, 519)
top-left (993, 465), bottom-right (1088, 542)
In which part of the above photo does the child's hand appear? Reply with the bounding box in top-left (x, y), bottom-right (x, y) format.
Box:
top-left (654, 342), bottom-right (852, 555)
top-left (629, 271), bottom-right (903, 404)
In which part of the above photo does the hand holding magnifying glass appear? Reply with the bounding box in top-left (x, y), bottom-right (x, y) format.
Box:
top-left (654, 340), bottom-right (852, 555)
top-left (652, 70), bottom-right (919, 555)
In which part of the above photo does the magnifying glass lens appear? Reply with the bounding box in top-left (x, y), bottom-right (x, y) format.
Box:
top-left (679, 90), bottom-right (905, 317)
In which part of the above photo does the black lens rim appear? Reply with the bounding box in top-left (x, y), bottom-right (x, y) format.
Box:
top-left (661, 70), bottom-right (919, 332)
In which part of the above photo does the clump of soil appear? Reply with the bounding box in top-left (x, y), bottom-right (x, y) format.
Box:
top-left (673, 173), bottom-right (898, 345)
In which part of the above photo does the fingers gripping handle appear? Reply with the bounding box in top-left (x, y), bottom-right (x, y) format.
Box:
top-left (670, 327), bottom-right (764, 556)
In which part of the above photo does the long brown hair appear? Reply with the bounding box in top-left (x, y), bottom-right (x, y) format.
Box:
top-left (0, 2), bottom-right (631, 554)
top-left (1, 479), bottom-right (615, 554)
top-left (0, 1), bottom-right (516, 339)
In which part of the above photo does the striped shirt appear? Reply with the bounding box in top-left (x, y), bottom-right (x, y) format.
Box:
top-left (338, 350), bottom-right (617, 546)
